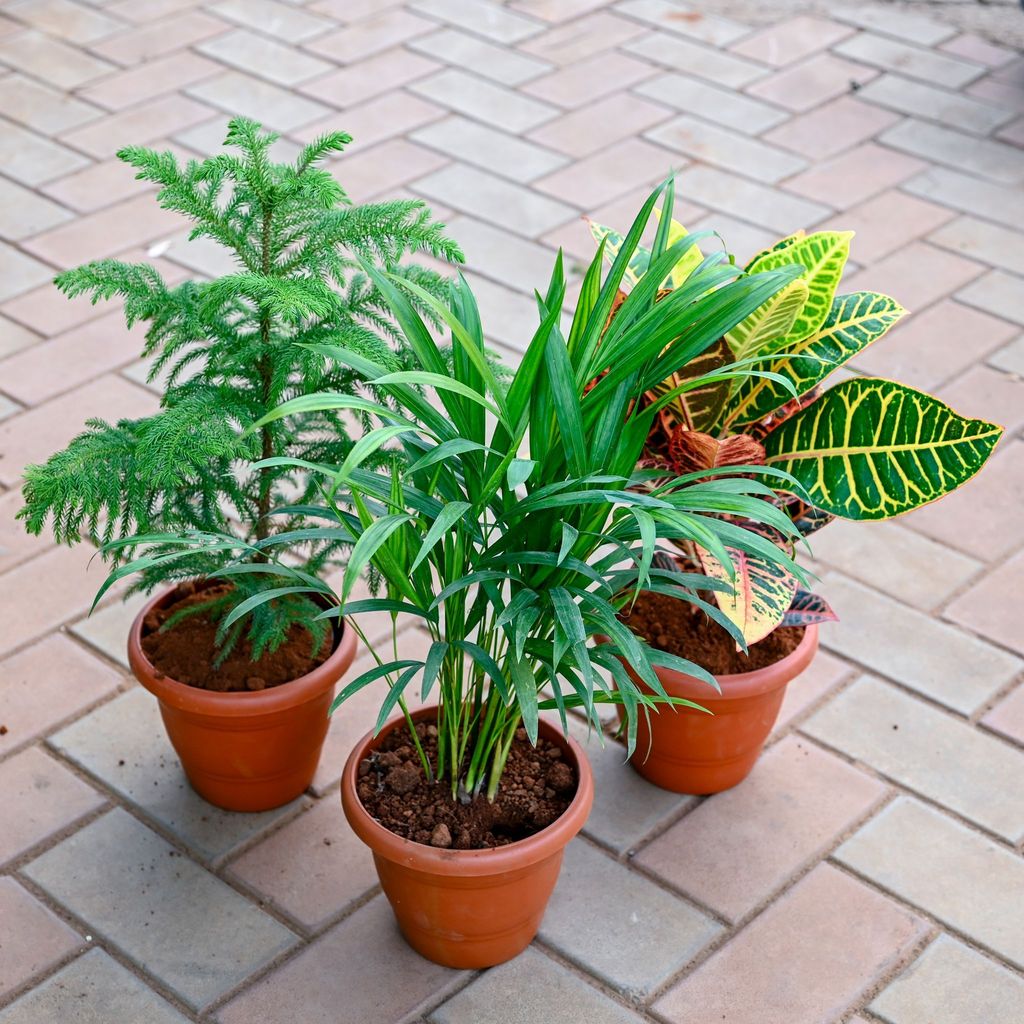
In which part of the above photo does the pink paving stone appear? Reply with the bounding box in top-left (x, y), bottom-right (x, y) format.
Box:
top-left (518, 11), bottom-right (647, 64)
top-left (39, 157), bottom-right (155, 214)
top-left (0, 487), bottom-right (52, 574)
top-left (0, 635), bottom-right (122, 755)
top-left (1, 282), bottom-right (110, 338)
top-left (324, 138), bottom-right (448, 203)
top-left (635, 735), bottom-right (886, 923)
top-left (226, 797), bottom-right (379, 932)
top-left (0, 374), bottom-right (156, 487)
top-left (842, 241), bottom-right (984, 312)
top-left (983, 683), bottom-right (1024, 746)
top-left (997, 116), bottom-right (1024, 147)
top-left (820, 189), bottom-right (955, 264)
top-left (78, 51), bottom-right (222, 110)
top-left (90, 11), bottom-right (229, 64)
top-left (304, 8), bottom-right (434, 61)
top-left (653, 864), bottom-right (926, 1024)
top-left (522, 51), bottom-right (655, 108)
top-left (945, 548), bottom-right (1024, 655)
top-left (295, 91), bottom-right (445, 152)
top-left (0, 746), bottom-right (105, 866)
top-left (300, 48), bottom-right (438, 107)
top-left (783, 142), bottom-right (925, 208)
top-left (938, 363), bottom-right (1024, 437)
top-left (765, 95), bottom-right (900, 159)
top-left (216, 895), bottom-right (465, 1024)
top-left (0, 876), bottom-right (82, 998)
top-left (533, 136), bottom-right (677, 209)
top-left (772, 648), bottom-right (854, 735)
top-left (746, 53), bottom-right (878, 112)
top-left (852, 298), bottom-right (1017, 391)
top-left (0, 311), bottom-right (144, 406)
top-left (941, 33), bottom-right (1019, 68)
top-left (730, 15), bottom-right (854, 67)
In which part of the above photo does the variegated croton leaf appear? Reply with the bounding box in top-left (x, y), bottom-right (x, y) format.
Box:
top-left (782, 589), bottom-right (838, 628)
top-left (587, 214), bottom-right (702, 292)
top-left (647, 336), bottom-right (734, 437)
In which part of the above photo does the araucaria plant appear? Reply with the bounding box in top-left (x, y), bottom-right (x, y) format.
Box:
top-left (19, 118), bottom-right (460, 661)
top-left (590, 220), bottom-right (1003, 645)
top-left (213, 180), bottom-right (814, 801)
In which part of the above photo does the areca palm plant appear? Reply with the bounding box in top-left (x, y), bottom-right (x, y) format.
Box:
top-left (101, 181), bottom-right (812, 800)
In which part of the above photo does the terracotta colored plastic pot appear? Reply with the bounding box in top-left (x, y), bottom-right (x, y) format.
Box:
top-left (341, 707), bottom-right (594, 969)
top-left (617, 624), bottom-right (818, 794)
top-left (128, 586), bottom-right (357, 812)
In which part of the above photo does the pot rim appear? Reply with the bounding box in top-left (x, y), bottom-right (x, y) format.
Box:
top-left (128, 583), bottom-right (358, 715)
top-left (341, 706), bottom-right (594, 876)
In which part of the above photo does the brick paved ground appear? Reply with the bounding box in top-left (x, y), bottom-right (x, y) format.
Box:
top-left (1, 1), bottom-right (1023, 1022)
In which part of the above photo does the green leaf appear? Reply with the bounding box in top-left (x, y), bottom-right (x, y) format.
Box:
top-left (509, 654), bottom-right (539, 744)
top-left (341, 512), bottom-right (414, 603)
top-left (652, 209), bottom-right (703, 287)
top-left (420, 641), bottom-right (448, 701)
top-left (586, 218), bottom-right (650, 289)
top-left (507, 458), bottom-right (536, 490)
top-left (762, 377), bottom-right (1004, 520)
top-left (410, 500), bottom-right (471, 573)
top-left (725, 277), bottom-right (809, 366)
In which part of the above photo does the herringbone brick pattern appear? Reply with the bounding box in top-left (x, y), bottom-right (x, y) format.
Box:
top-left (0, 2), bottom-right (1022, 1021)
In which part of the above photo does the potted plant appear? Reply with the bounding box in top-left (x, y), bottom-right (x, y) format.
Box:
top-left (588, 220), bottom-right (1004, 793)
top-left (194, 180), bottom-right (816, 966)
top-left (19, 119), bottom-right (462, 812)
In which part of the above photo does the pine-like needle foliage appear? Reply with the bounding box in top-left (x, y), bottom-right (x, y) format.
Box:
top-left (20, 118), bottom-right (463, 660)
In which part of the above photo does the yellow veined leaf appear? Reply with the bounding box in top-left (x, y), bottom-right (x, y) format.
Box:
top-left (761, 377), bottom-right (1004, 520)
top-left (724, 291), bottom-right (907, 428)
top-left (744, 230), bottom-right (806, 270)
top-left (586, 218), bottom-right (648, 290)
top-left (725, 277), bottom-right (809, 368)
top-left (747, 230), bottom-right (853, 341)
top-left (652, 209), bottom-right (703, 287)
top-left (696, 545), bottom-right (799, 646)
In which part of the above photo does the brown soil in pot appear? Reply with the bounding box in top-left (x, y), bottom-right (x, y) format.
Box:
top-left (140, 580), bottom-right (330, 692)
top-left (621, 590), bottom-right (804, 675)
top-left (357, 717), bottom-right (577, 850)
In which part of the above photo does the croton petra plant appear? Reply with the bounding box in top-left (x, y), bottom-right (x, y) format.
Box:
top-left (590, 220), bottom-right (1004, 646)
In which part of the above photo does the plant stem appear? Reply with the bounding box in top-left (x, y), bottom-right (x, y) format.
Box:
top-left (254, 206), bottom-right (274, 560)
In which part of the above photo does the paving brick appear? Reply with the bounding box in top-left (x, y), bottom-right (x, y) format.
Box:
top-left (414, 163), bottom-right (574, 237)
top-left (0, 634), bottom-right (121, 756)
top-left (858, 293), bottom-right (1019, 400)
top-left (882, 119), bottom-right (1024, 187)
top-left (66, 591), bottom-right (149, 669)
top-left (772, 648), bottom-right (853, 734)
top-left (430, 946), bottom-right (643, 1024)
top-left (217, 894), bottom-right (463, 1024)
top-left (301, 48), bottom-right (439, 107)
top-left (299, 92), bottom-right (444, 155)
top-left (615, 0), bottom-right (749, 47)
top-left (460, 270), bottom-right (548, 351)
top-left (0, 947), bottom-right (190, 1024)
top-left (411, 0), bottom-right (542, 43)
top-left (540, 839), bottom-right (721, 998)
top-left (654, 863), bottom-right (925, 1024)
top-left (968, 72), bottom-right (1024, 110)
top-left (91, 11), bottom-right (228, 64)
top-left (523, 51), bottom-right (655, 109)
top-left (872, 934), bottom-right (1024, 1024)
top-left (328, 138), bottom-right (448, 202)
top-left (843, 240), bottom-right (982, 312)
top-left (835, 33), bottom-right (984, 89)
top-left (197, 28), bottom-right (331, 86)
top-left (0, 374), bottom-right (156, 488)
top-left (512, 0), bottom-right (610, 19)
top-left (447, 215), bottom-right (559, 293)
top-left (821, 190), bottom-right (954, 264)
top-left (647, 114), bottom-right (806, 184)
top-left (982, 682), bottom-right (1024, 746)
top-left (50, 687), bottom-right (307, 863)
top-left (783, 141), bottom-right (924, 208)
top-left (0, 178), bottom-right (73, 242)
top-left (688, 211), bottom-right (777, 264)
top-left (520, 10), bottom-right (645, 64)
top-left (0, 118), bottom-right (90, 187)
top-left (410, 27), bottom-right (550, 86)
top-left (0, 29), bottom-right (116, 88)
top-left (830, 5), bottom-right (956, 46)
top-left (836, 796), bottom-right (1024, 968)
top-left (226, 797), bottom-right (378, 931)
top-left (307, 8), bottom-right (433, 62)
top-left (637, 735), bottom-right (885, 922)
top-left (6, 0), bottom-right (123, 43)
top-left (39, 157), bottom-right (154, 213)
top-left (0, 876), bottom-right (81, 998)
top-left (942, 33), bottom-right (1019, 69)
top-left (411, 67), bottom-right (557, 132)
top-left (930, 216), bottom-right (1024, 276)
top-left (311, 0), bottom-right (403, 17)
top-left (0, 74), bottom-right (102, 135)
top-left (0, 312), bottom-right (144, 406)
top-left (103, 0), bottom-right (202, 21)
top-left (412, 115), bottom-right (566, 183)
top-left (636, 72), bottom-right (788, 133)
top-left (671, 165), bottom-right (831, 233)
top-left (945, 548), bottom-right (1024, 657)
top-left (805, 674), bottom-right (1024, 841)
top-left (998, 115), bottom-right (1024, 146)
top-left (625, 29), bottom-right (766, 89)
top-left (938, 363), bottom-right (1024, 437)
top-left (23, 808), bottom-right (298, 1011)
top-left (0, 245), bottom-right (54, 306)
top-left (989, 333), bottom-right (1024, 374)
top-left (528, 90), bottom-right (673, 158)
top-left (189, 71), bottom-right (330, 132)
top-left (957, 270), bottom-right (1024, 326)
top-left (817, 574), bottom-right (1019, 715)
top-left (746, 53), bottom-right (878, 112)
top-left (0, 486), bottom-right (51, 574)
top-left (0, 746), bottom-right (104, 866)
top-left (731, 15), bottom-right (853, 67)
top-left (858, 73), bottom-right (1015, 135)
top-left (765, 95), bottom-right (899, 159)
top-left (533, 137), bottom-right (675, 209)
top-left (210, 0), bottom-right (333, 42)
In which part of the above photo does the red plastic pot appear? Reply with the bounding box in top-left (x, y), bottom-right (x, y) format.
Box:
top-left (618, 625), bottom-right (818, 794)
top-left (341, 706), bottom-right (594, 969)
top-left (128, 586), bottom-right (357, 812)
